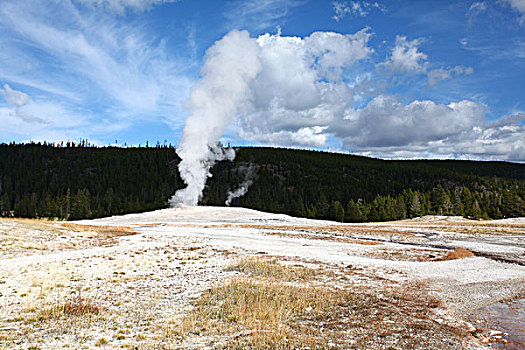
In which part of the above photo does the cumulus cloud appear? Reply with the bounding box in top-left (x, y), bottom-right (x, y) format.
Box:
top-left (236, 29), bottom-right (372, 147)
top-left (74, 0), bottom-right (180, 14)
top-left (334, 96), bottom-right (485, 148)
top-left (332, 1), bottom-right (386, 21)
top-left (379, 36), bottom-right (474, 88)
top-left (177, 29), bottom-right (519, 161)
top-left (330, 95), bottom-right (524, 161)
top-left (507, 0), bottom-right (525, 24)
top-left (380, 36), bottom-right (428, 74)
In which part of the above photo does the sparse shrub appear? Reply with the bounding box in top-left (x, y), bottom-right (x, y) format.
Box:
top-left (38, 293), bottom-right (100, 322)
top-left (95, 337), bottom-right (108, 346)
top-left (225, 257), bottom-right (316, 281)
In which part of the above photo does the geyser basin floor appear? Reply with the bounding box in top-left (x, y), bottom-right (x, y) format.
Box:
top-left (0, 207), bottom-right (523, 349)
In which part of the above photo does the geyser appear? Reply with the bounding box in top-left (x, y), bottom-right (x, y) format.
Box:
top-left (171, 28), bottom-right (373, 206)
top-left (170, 30), bottom-right (262, 206)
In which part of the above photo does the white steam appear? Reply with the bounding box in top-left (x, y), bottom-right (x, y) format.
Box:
top-left (171, 28), bottom-right (373, 206)
top-left (170, 30), bottom-right (262, 206)
top-left (225, 164), bottom-right (256, 206)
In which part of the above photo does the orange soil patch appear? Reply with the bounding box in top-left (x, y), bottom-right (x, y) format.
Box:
top-left (437, 248), bottom-right (475, 261)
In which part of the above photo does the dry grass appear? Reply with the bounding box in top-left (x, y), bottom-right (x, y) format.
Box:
top-left (178, 258), bottom-right (462, 350)
top-left (59, 223), bottom-right (137, 237)
top-left (224, 257), bottom-right (317, 281)
top-left (181, 276), bottom-right (355, 349)
top-left (37, 293), bottom-right (101, 321)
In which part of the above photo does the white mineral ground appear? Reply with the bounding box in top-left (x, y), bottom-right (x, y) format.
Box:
top-left (0, 206), bottom-right (523, 349)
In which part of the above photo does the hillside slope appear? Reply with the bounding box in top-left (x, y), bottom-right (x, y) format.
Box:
top-left (0, 143), bottom-right (523, 221)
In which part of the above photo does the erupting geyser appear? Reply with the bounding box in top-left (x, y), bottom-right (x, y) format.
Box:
top-left (171, 27), bottom-right (374, 206)
top-left (170, 30), bottom-right (262, 206)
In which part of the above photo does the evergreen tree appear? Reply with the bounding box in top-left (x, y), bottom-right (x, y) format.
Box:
top-left (330, 201), bottom-right (345, 222)
top-left (430, 185), bottom-right (447, 214)
top-left (316, 193), bottom-right (330, 219)
top-left (410, 192), bottom-right (422, 217)
top-left (1, 192), bottom-right (10, 216)
top-left (345, 200), bottom-right (362, 222)
top-left (453, 190), bottom-right (464, 216)
top-left (394, 197), bottom-right (407, 220)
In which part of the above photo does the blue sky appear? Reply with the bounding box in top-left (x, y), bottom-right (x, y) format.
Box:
top-left (0, 0), bottom-right (524, 160)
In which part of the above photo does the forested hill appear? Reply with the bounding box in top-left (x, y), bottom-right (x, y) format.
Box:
top-left (1, 143), bottom-right (524, 221)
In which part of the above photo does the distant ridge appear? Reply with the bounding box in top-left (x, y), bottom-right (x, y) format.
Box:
top-left (0, 143), bottom-right (523, 221)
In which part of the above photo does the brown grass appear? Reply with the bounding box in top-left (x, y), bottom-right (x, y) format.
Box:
top-left (38, 294), bottom-right (100, 321)
top-left (59, 223), bottom-right (137, 237)
top-left (178, 258), bottom-right (461, 350)
top-left (224, 257), bottom-right (317, 281)
top-left (181, 276), bottom-right (356, 349)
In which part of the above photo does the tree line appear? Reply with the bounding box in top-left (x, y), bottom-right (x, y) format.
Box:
top-left (1, 143), bottom-right (524, 221)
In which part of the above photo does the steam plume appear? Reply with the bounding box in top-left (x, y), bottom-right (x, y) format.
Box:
top-left (170, 30), bottom-right (261, 206)
top-left (225, 164), bottom-right (256, 206)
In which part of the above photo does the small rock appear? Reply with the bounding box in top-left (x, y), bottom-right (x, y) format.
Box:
top-left (465, 322), bottom-right (476, 332)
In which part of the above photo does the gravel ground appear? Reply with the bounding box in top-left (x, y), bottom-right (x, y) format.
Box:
top-left (0, 206), bottom-right (523, 349)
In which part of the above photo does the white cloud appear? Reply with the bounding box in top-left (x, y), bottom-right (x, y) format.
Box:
top-left (379, 36), bottom-right (474, 88)
top-left (505, 0), bottom-right (525, 24)
top-left (74, 0), bottom-right (179, 14)
top-left (427, 66), bottom-right (473, 87)
top-left (332, 1), bottom-right (386, 21)
top-left (334, 95), bottom-right (485, 148)
top-left (381, 36), bottom-right (428, 74)
top-left (1, 84), bottom-right (30, 107)
top-left (225, 0), bottom-right (303, 31)
top-left (195, 29), bottom-right (521, 161)
top-left (0, 0), bottom-right (192, 136)
top-left (304, 30), bottom-right (373, 81)
top-left (240, 126), bottom-right (328, 148)
top-left (235, 29), bottom-right (372, 147)
top-left (468, 1), bottom-right (487, 15)
top-left (488, 112), bottom-right (524, 127)
top-left (331, 96), bottom-right (524, 161)
top-left (0, 83), bottom-right (47, 123)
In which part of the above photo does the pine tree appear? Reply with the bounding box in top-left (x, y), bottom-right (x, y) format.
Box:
top-left (316, 193), bottom-right (330, 219)
top-left (1, 193), bottom-right (10, 216)
top-left (410, 192), bottom-right (422, 217)
top-left (394, 196), bottom-right (407, 220)
top-left (345, 200), bottom-right (362, 222)
top-left (330, 201), bottom-right (345, 222)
